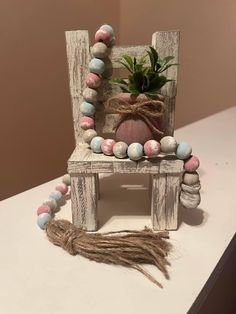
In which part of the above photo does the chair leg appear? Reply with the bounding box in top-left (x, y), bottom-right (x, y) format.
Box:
top-left (95, 173), bottom-right (100, 200)
top-left (151, 174), bottom-right (181, 230)
top-left (70, 173), bottom-right (98, 231)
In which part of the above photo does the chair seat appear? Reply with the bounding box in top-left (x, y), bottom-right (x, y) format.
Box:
top-left (68, 144), bottom-right (184, 175)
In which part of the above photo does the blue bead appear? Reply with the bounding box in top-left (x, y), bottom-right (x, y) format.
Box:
top-left (176, 142), bottom-right (192, 160)
top-left (49, 191), bottom-right (62, 202)
top-left (37, 213), bottom-right (51, 229)
top-left (127, 143), bottom-right (144, 161)
top-left (89, 58), bottom-right (105, 75)
top-left (100, 24), bottom-right (114, 36)
top-left (80, 101), bottom-right (96, 116)
top-left (90, 136), bottom-right (104, 153)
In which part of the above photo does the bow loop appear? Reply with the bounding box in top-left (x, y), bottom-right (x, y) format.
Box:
top-left (105, 95), bottom-right (166, 136)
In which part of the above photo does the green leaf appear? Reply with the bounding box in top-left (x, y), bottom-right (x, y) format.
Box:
top-left (159, 63), bottom-right (179, 73)
top-left (109, 77), bottom-right (128, 85)
top-left (149, 46), bottom-right (158, 63)
top-left (119, 54), bottom-right (134, 73)
top-left (132, 71), bottom-right (144, 91)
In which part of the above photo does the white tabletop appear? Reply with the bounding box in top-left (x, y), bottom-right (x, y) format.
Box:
top-left (1, 107), bottom-right (236, 314)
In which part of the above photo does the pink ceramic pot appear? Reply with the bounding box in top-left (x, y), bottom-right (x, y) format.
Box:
top-left (115, 93), bottom-right (161, 145)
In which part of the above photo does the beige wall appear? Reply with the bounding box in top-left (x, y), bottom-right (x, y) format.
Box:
top-left (1, 0), bottom-right (236, 199)
top-left (0, 0), bottom-right (120, 199)
top-left (120, 0), bottom-right (236, 128)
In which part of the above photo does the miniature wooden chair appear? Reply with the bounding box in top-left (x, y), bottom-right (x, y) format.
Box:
top-left (66, 30), bottom-right (183, 231)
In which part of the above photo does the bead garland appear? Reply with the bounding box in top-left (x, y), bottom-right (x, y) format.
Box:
top-left (36, 174), bottom-right (71, 229)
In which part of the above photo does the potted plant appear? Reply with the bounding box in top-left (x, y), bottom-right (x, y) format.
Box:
top-left (107, 47), bottom-right (177, 145)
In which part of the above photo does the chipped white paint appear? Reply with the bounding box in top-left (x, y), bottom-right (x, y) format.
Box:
top-left (66, 29), bottom-right (182, 231)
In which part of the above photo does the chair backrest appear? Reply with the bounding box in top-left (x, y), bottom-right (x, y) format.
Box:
top-left (65, 30), bottom-right (179, 146)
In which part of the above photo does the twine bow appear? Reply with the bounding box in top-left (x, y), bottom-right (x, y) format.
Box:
top-left (105, 96), bottom-right (165, 136)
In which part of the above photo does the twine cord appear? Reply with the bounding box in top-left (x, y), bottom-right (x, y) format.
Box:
top-left (105, 96), bottom-right (166, 136)
top-left (45, 219), bottom-right (172, 288)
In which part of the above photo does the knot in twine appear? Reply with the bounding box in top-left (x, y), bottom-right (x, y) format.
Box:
top-left (105, 96), bottom-right (166, 136)
top-left (45, 219), bottom-right (172, 288)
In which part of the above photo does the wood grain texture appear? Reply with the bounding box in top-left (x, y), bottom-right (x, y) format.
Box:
top-left (110, 45), bottom-right (150, 68)
top-left (71, 174), bottom-right (98, 231)
top-left (151, 173), bottom-right (181, 230)
top-left (65, 30), bottom-right (90, 145)
top-left (152, 31), bottom-right (180, 136)
top-left (151, 174), bottom-right (166, 230)
top-left (165, 174), bottom-right (181, 230)
top-left (68, 145), bottom-right (183, 174)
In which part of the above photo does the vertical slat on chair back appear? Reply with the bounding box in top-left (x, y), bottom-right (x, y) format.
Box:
top-left (66, 30), bottom-right (179, 145)
top-left (66, 30), bottom-right (90, 145)
top-left (152, 31), bottom-right (179, 135)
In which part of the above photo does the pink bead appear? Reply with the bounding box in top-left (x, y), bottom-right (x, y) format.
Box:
top-left (184, 155), bottom-right (200, 172)
top-left (101, 139), bottom-right (116, 155)
top-left (144, 140), bottom-right (161, 157)
top-left (55, 184), bottom-right (69, 195)
top-left (37, 204), bottom-right (51, 216)
top-left (85, 73), bottom-right (101, 88)
top-left (95, 29), bottom-right (111, 45)
top-left (80, 116), bottom-right (95, 130)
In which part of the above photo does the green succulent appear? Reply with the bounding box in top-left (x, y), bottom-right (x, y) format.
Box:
top-left (110, 47), bottom-right (178, 97)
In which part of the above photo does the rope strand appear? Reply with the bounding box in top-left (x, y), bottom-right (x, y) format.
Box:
top-left (45, 219), bottom-right (172, 287)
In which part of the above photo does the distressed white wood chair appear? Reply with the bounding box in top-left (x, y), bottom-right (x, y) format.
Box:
top-left (66, 29), bottom-right (183, 231)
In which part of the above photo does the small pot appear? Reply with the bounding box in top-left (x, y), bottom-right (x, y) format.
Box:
top-left (115, 93), bottom-right (162, 145)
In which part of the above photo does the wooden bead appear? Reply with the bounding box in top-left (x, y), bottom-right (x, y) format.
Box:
top-left (79, 116), bottom-right (95, 130)
top-left (37, 204), bottom-right (51, 216)
top-left (55, 184), bottom-right (68, 195)
top-left (90, 136), bottom-right (104, 153)
top-left (101, 139), bottom-right (115, 155)
top-left (127, 143), bottom-right (144, 161)
top-left (37, 213), bottom-right (51, 229)
top-left (183, 171), bottom-right (199, 185)
top-left (83, 129), bottom-right (97, 144)
top-left (49, 191), bottom-right (62, 202)
top-left (184, 155), bottom-right (200, 172)
top-left (95, 29), bottom-right (111, 45)
top-left (62, 174), bottom-right (71, 186)
top-left (89, 58), bottom-right (105, 75)
top-left (100, 24), bottom-right (114, 36)
top-left (82, 88), bottom-right (98, 103)
top-left (144, 140), bottom-right (161, 157)
top-left (80, 101), bottom-right (96, 116)
top-left (180, 191), bottom-right (201, 209)
top-left (43, 198), bottom-right (57, 211)
top-left (85, 73), bottom-right (101, 88)
top-left (113, 141), bottom-right (128, 159)
top-left (181, 182), bottom-right (201, 194)
top-left (176, 142), bottom-right (192, 160)
top-left (91, 42), bottom-right (108, 58)
top-left (160, 136), bottom-right (177, 153)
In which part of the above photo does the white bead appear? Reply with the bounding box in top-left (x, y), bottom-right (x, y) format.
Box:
top-left (83, 129), bottom-right (97, 144)
top-left (160, 136), bottom-right (177, 153)
top-left (183, 172), bottom-right (199, 185)
top-left (82, 88), bottom-right (98, 103)
top-left (113, 141), bottom-right (128, 159)
top-left (43, 198), bottom-right (57, 211)
top-left (91, 42), bottom-right (108, 58)
top-left (62, 174), bottom-right (71, 186)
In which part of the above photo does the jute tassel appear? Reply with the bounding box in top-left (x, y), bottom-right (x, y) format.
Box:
top-left (45, 219), bottom-right (172, 288)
